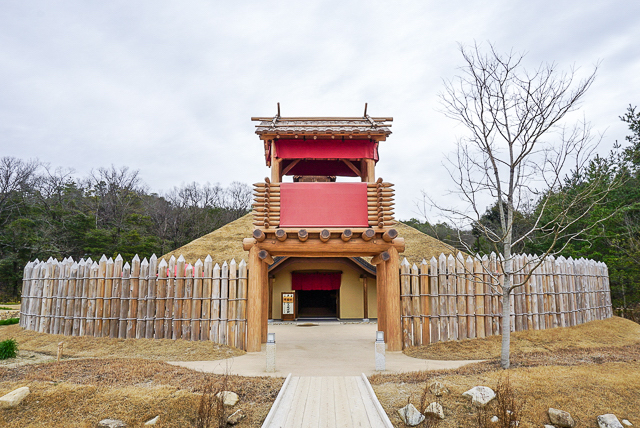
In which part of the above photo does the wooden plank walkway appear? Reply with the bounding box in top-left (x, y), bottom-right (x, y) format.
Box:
top-left (262, 374), bottom-right (393, 428)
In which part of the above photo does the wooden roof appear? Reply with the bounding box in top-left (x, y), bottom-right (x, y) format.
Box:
top-left (252, 117), bottom-right (392, 140)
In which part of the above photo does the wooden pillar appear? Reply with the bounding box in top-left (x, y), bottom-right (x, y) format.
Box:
top-left (268, 275), bottom-right (275, 319)
top-left (247, 246), bottom-right (263, 352)
top-left (364, 158), bottom-right (375, 182)
top-left (376, 262), bottom-right (387, 340)
top-left (385, 247), bottom-right (402, 351)
top-left (261, 260), bottom-right (269, 343)
top-left (362, 275), bottom-right (369, 319)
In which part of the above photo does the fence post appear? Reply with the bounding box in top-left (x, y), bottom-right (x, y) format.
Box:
top-left (465, 255), bottom-right (475, 339)
top-left (228, 259), bottom-right (238, 348)
top-left (419, 259), bottom-right (430, 345)
top-left (220, 261), bottom-right (229, 345)
top-left (192, 259), bottom-right (204, 341)
top-left (136, 257), bottom-right (149, 339)
top-left (438, 253), bottom-right (448, 341)
top-left (119, 262), bottom-right (131, 338)
top-left (127, 255), bottom-right (141, 339)
top-left (183, 263), bottom-right (193, 340)
top-left (429, 257), bottom-right (439, 343)
top-left (155, 259), bottom-right (168, 339)
top-left (237, 259), bottom-right (248, 350)
top-left (145, 255), bottom-right (157, 339)
top-left (201, 256), bottom-right (213, 341)
top-left (456, 253), bottom-right (466, 340)
top-left (86, 260), bottom-right (99, 337)
top-left (172, 255), bottom-right (184, 340)
top-left (400, 258), bottom-right (412, 348)
top-left (211, 263), bottom-right (221, 342)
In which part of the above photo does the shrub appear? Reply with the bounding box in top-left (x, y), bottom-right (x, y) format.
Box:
top-left (0, 318), bottom-right (19, 326)
top-left (193, 373), bottom-right (228, 428)
top-left (0, 338), bottom-right (18, 360)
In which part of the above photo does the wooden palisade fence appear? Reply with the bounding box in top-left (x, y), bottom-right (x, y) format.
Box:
top-left (19, 251), bottom-right (612, 351)
top-left (19, 254), bottom-right (248, 350)
top-left (400, 253), bottom-right (613, 348)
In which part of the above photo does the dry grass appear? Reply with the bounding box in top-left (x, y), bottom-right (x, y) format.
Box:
top-left (0, 359), bottom-right (283, 427)
top-left (372, 317), bottom-right (640, 427)
top-left (161, 214), bottom-right (254, 265)
top-left (0, 324), bottom-right (244, 361)
top-left (160, 214), bottom-right (458, 266)
top-left (404, 317), bottom-right (640, 360)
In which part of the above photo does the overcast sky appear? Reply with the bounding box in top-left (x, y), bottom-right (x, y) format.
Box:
top-left (1, 1), bottom-right (639, 221)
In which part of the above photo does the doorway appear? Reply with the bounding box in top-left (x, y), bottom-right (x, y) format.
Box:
top-left (296, 289), bottom-right (338, 318)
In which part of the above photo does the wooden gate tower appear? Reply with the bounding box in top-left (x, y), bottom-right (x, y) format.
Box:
top-left (244, 105), bottom-right (404, 351)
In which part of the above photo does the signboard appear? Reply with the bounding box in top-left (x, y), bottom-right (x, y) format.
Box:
top-left (281, 291), bottom-right (296, 321)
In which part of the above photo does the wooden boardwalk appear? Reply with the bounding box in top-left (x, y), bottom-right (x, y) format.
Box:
top-left (262, 374), bottom-right (393, 428)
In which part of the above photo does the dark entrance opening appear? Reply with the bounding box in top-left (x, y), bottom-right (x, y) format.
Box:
top-left (296, 290), bottom-right (338, 318)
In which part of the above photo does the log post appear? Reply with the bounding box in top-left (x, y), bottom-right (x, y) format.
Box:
top-left (362, 229), bottom-right (375, 242)
top-left (341, 229), bottom-right (353, 242)
top-left (261, 258), bottom-right (269, 343)
top-left (253, 229), bottom-right (266, 242)
top-left (258, 250), bottom-right (274, 265)
top-left (382, 229), bottom-right (398, 243)
top-left (371, 251), bottom-right (390, 265)
top-left (319, 229), bottom-right (331, 242)
top-left (298, 229), bottom-right (308, 242)
top-left (376, 261), bottom-right (387, 340)
top-left (247, 246), bottom-right (262, 352)
top-left (275, 229), bottom-right (287, 241)
top-left (362, 275), bottom-right (368, 320)
top-left (385, 247), bottom-right (402, 351)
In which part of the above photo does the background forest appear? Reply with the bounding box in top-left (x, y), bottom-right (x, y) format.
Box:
top-left (1, 106), bottom-right (638, 314)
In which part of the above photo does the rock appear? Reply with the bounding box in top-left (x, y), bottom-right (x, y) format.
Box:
top-left (544, 425), bottom-right (556, 428)
top-left (97, 419), bottom-right (127, 428)
top-left (424, 402), bottom-right (444, 420)
top-left (0, 387), bottom-right (30, 409)
top-left (398, 403), bottom-right (425, 426)
top-left (622, 420), bottom-right (633, 427)
top-left (227, 409), bottom-right (246, 425)
top-left (144, 415), bottom-right (159, 425)
top-left (428, 381), bottom-right (449, 396)
top-left (548, 408), bottom-right (576, 428)
top-left (462, 386), bottom-right (496, 407)
top-left (215, 391), bottom-right (239, 406)
top-left (598, 414), bottom-right (624, 428)
top-left (491, 416), bottom-right (499, 423)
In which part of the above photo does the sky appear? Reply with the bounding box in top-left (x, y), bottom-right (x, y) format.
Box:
top-left (1, 1), bottom-right (639, 221)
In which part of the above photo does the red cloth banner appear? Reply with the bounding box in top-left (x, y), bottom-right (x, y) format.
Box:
top-left (291, 272), bottom-right (342, 291)
top-left (280, 182), bottom-right (369, 227)
top-left (275, 139), bottom-right (378, 161)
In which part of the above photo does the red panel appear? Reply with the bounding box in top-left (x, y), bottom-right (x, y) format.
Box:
top-left (280, 182), bottom-right (369, 227)
top-left (275, 139), bottom-right (378, 161)
top-left (292, 272), bottom-right (341, 291)
top-left (282, 160), bottom-right (359, 177)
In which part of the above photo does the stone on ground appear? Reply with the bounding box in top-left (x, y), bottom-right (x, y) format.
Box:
top-left (0, 386), bottom-right (30, 409)
top-left (216, 391), bottom-right (239, 406)
top-left (598, 414), bottom-right (624, 428)
top-left (227, 409), bottom-right (246, 425)
top-left (622, 420), bottom-right (633, 427)
top-left (97, 419), bottom-right (127, 428)
top-left (491, 416), bottom-right (499, 423)
top-left (548, 408), bottom-right (576, 428)
top-left (424, 402), bottom-right (444, 420)
top-left (428, 381), bottom-right (449, 396)
top-left (144, 415), bottom-right (159, 425)
top-left (462, 386), bottom-right (495, 407)
top-left (398, 403), bottom-right (425, 426)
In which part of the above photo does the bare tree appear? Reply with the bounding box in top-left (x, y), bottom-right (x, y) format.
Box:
top-left (433, 42), bottom-right (617, 368)
top-left (0, 157), bottom-right (40, 226)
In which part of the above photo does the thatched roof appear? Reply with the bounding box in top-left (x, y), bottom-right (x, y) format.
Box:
top-left (161, 214), bottom-right (458, 266)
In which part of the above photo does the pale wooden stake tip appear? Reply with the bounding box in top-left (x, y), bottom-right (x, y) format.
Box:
top-left (439, 253), bottom-right (446, 261)
top-left (115, 254), bottom-right (123, 261)
top-left (124, 262), bottom-right (131, 269)
top-left (177, 254), bottom-right (185, 262)
top-left (222, 261), bottom-right (228, 267)
top-left (132, 254), bottom-right (140, 261)
top-left (52, 258), bottom-right (59, 265)
top-left (421, 258), bottom-right (428, 265)
top-left (213, 263), bottom-right (220, 270)
top-left (99, 254), bottom-right (108, 262)
top-left (186, 264), bottom-right (193, 272)
top-left (447, 254), bottom-right (455, 261)
top-left (205, 255), bottom-right (213, 262)
top-left (33, 258), bottom-right (40, 264)
top-left (71, 261), bottom-right (78, 268)
top-left (412, 263), bottom-right (418, 270)
top-left (195, 259), bottom-right (203, 266)
top-left (91, 261), bottom-right (99, 269)
top-left (158, 259), bottom-right (168, 268)
top-left (457, 252), bottom-right (464, 260)
top-left (47, 256), bottom-right (54, 263)
top-left (150, 254), bottom-right (157, 261)
top-left (430, 256), bottom-right (437, 263)
top-left (401, 257), bottom-right (409, 266)
top-left (466, 255), bottom-right (473, 263)
top-left (141, 257), bottom-right (149, 266)
top-left (85, 257), bottom-right (92, 265)
top-left (230, 258), bottom-right (236, 264)
top-left (170, 255), bottom-right (176, 262)
top-left (239, 259), bottom-right (247, 268)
